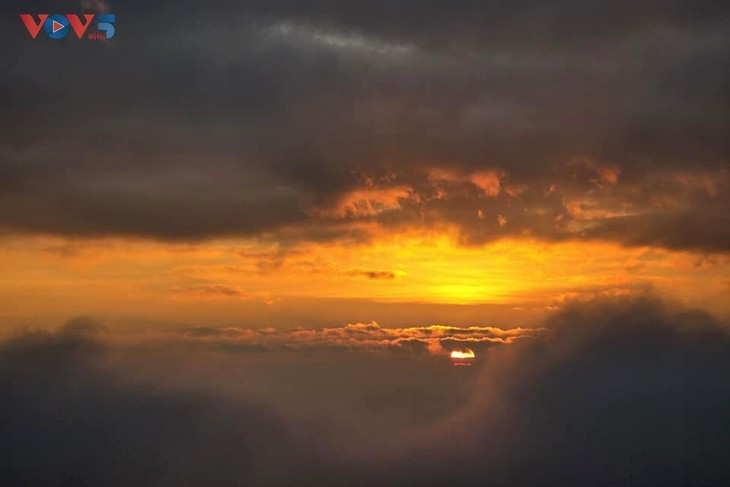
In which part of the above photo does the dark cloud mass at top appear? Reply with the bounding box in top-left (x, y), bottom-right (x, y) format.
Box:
top-left (0, 0), bottom-right (728, 249)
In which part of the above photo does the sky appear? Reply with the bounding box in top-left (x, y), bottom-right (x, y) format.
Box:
top-left (1, 0), bottom-right (729, 485)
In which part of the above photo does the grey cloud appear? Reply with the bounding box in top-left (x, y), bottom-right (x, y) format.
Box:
top-left (1, 297), bottom-right (730, 485)
top-left (354, 297), bottom-right (730, 486)
top-left (0, 324), bottom-right (321, 486)
top-left (583, 206), bottom-right (730, 252)
top-left (0, 0), bottom-right (727, 250)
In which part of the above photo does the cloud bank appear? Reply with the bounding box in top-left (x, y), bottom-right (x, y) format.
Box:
top-left (178, 321), bottom-right (543, 355)
top-left (1, 296), bottom-right (729, 485)
top-left (1, 0), bottom-right (728, 251)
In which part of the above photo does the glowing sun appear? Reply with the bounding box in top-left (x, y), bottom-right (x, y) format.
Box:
top-left (450, 348), bottom-right (476, 366)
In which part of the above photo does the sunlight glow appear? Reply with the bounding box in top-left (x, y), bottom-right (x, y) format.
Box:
top-left (450, 349), bottom-right (476, 359)
top-left (0, 232), bottom-right (727, 328)
top-left (450, 348), bottom-right (476, 366)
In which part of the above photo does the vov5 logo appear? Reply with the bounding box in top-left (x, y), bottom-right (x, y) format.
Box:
top-left (20, 14), bottom-right (116, 40)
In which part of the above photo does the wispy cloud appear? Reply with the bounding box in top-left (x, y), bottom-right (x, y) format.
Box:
top-left (178, 321), bottom-right (544, 354)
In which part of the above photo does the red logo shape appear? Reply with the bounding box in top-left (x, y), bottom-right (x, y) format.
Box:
top-left (19, 14), bottom-right (48, 39)
top-left (67, 14), bottom-right (95, 39)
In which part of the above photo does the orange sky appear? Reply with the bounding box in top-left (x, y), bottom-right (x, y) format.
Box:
top-left (1, 230), bottom-right (727, 333)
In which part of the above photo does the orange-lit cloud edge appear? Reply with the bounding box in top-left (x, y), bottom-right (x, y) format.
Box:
top-left (175, 321), bottom-right (544, 356)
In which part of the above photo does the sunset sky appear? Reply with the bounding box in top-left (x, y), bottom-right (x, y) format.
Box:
top-left (1, 0), bottom-right (729, 485)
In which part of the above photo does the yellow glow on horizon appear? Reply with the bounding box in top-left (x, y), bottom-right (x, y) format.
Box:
top-left (0, 230), bottom-right (727, 328)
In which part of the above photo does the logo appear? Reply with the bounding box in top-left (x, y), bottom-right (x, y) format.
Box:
top-left (20, 14), bottom-right (116, 40)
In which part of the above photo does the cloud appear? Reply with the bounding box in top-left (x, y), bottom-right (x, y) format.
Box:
top-left (1, 296), bottom-right (729, 485)
top-left (79, 0), bottom-right (110, 14)
top-left (313, 186), bottom-right (412, 218)
top-left (347, 269), bottom-right (396, 280)
top-left (176, 321), bottom-right (541, 354)
top-left (360, 296), bottom-right (730, 485)
top-left (0, 324), bottom-right (321, 486)
top-left (0, 0), bottom-right (727, 251)
top-left (171, 284), bottom-right (246, 299)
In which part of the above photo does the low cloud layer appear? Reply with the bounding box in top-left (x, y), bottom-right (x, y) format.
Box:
top-left (0, 324), bottom-right (323, 486)
top-left (1, 296), bottom-right (729, 485)
top-left (178, 321), bottom-right (542, 354)
top-left (370, 297), bottom-right (730, 486)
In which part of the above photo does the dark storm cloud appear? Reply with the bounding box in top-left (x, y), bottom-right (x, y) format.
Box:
top-left (0, 323), bottom-right (323, 486)
top-left (1, 297), bottom-right (729, 486)
top-left (1, 0), bottom-right (728, 249)
top-left (338, 297), bottom-right (730, 486)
